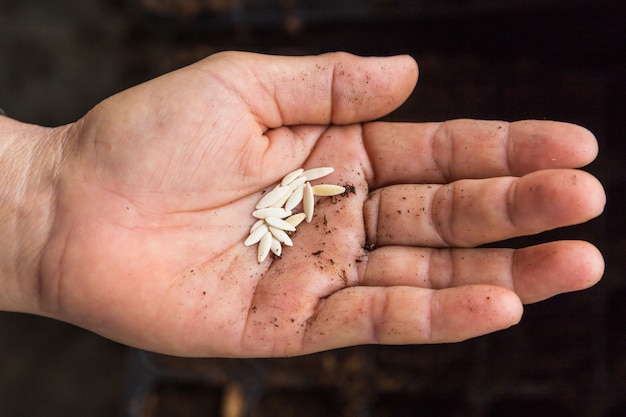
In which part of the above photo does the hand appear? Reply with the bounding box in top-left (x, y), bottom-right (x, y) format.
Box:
top-left (29, 52), bottom-right (603, 357)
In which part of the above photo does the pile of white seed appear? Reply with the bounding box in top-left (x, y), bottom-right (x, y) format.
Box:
top-left (244, 167), bottom-right (345, 262)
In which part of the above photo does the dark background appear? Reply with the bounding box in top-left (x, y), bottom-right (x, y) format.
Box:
top-left (0, 1), bottom-right (624, 416)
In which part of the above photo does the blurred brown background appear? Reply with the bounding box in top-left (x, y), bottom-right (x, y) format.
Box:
top-left (0, 1), bottom-right (624, 416)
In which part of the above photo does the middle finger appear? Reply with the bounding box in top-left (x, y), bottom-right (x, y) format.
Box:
top-left (363, 169), bottom-right (604, 248)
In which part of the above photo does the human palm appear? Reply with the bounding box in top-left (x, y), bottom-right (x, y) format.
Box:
top-left (38, 52), bottom-right (604, 357)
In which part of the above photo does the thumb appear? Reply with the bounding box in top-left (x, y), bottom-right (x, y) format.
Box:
top-left (198, 51), bottom-right (419, 127)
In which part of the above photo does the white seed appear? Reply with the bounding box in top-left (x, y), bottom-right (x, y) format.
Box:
top-left (312, 184), bottom-right (345, 197)
top-left (257, 231), bottom-right (273, 262)
top-left (303, 182), bottom-right (314, 223)
top-left (287, 176), bottom-right (307, 191)
top-left (285, 212), bottom-right (306, 228)
top-left (269, 188), bottom-right (293, 208)
top-left (269, 226), bottom-right (293, 246)
top-left (265, 216), bottom-right (296, 232)
top-left (244, 223), bottom-right (269, 246)
top-left (284, 183), bottom-right (305, 211)
top-left (270, 237), bottom-right (282, 256)
top-left (250, 219), bottom-right (265, 233)
top-left (301, 167), bottom-right (334, 181)
top-left (280, 168), bottom-right (304, 186)
top-left (252, 207), bottom-right (292, 219)
top-left (255, 185), bottom-right (291, 209)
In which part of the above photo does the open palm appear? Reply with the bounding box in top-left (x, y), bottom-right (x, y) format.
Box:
top-left (38, 52), bottom-right (604, 357)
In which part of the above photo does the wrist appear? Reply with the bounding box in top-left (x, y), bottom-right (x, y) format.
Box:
top-left (0, 116), bottom-right (72, 313)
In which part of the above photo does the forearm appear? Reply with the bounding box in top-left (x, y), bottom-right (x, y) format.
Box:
top-left (0, 115), bottom-right (70, 313)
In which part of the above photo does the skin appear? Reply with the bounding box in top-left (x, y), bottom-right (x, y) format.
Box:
top-left (0, 51), bottom-right (605, 357)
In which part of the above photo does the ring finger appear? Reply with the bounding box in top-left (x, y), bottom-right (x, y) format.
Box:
top-left (361, 240), bottom-right (604, 304)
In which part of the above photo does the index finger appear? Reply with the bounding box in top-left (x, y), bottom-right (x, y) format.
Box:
top-left (363, 119), bottom-right (599, 188)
